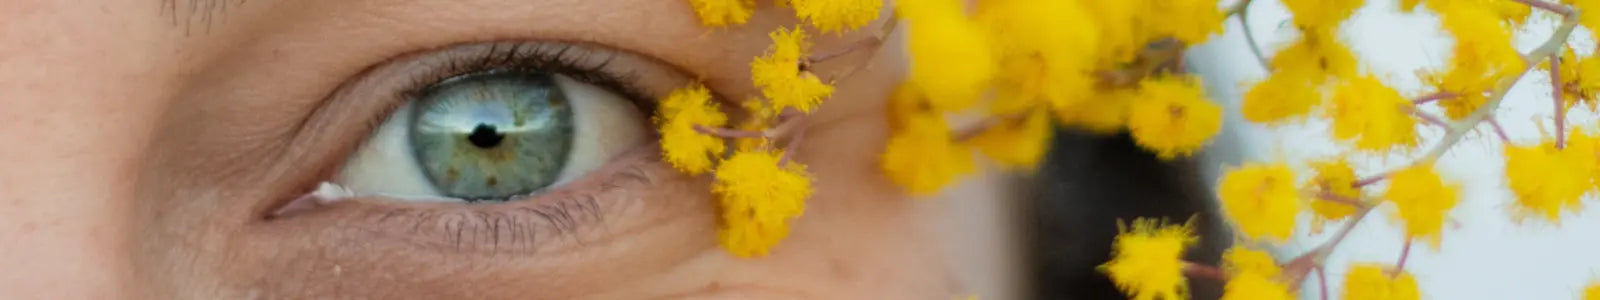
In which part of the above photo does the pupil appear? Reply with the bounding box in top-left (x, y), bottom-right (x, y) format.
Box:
top-left (467, 124), bottom-right (505, 148)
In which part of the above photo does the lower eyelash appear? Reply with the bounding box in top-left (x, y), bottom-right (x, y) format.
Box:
top-left (268, 148), bottom-right (660, 253)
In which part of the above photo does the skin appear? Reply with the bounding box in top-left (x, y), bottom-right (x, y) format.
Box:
top-left (0, 0), bottom-right (1018, 298)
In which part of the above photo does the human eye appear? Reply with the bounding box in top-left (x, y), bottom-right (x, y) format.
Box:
top-left (324, 43), bottom-right (651, 204)
top-left (247, 38), bottom-right (720, 258)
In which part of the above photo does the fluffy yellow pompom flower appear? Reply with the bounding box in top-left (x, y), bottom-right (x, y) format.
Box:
top-left (1326, 76), bottom-right (1419, 152)
top-left (1585, 280), bottom-right (1600, 300)
top-left (899, 0), bottom-right (996, 111)
top-left (688, 0), bottom-right (754, 27)
top-left (1218, 162), bottom-right (1302, 240)
top-left (751, 27), bottom-right (834, 114)
top-left (1383, 163), bottom-right (1460, 248)
top-left (1343, 264), bottom-right (1422, 300)
top-left (713, 150), bottom-right (811, 257)
top-left (882, 111), bottom-right (975, 195)
top-left (1282, 0), bottom-right (1364, 30)
top-left (1308, 159), bottom-right (1362, 229)
top-left (1399, 0), bottom-right (1421, 11)
top-left (1127, 76), bottom-right (1224, 159)
top-left (1099, 218), bottom-right (1196, 300)
top-left (1574, 0), bottom-right (1600, 44)
top-left (1270, 28), bottom-right (1360, 83)
top-left (979, 0), bottom-right (1100, 114)
top-left (968, 110), bottom-right (1054, 170)
top-left (792, 0), bottom-right (883, 33)
top-left (1222, 247), bottom-right (1280, 277)
top-left (1220, 272), bottom-right (1293, 300)
top-left (657, 83), bottom-right (728, 174)
top-left (1242, 71), bottom-right (1321, 125)
top-left (1432, 4), bottom-right (1523, 119)
top-left (1080, 0), bottom-right (1150, 65)
top-left (1504, 141), bottom-right (1590, 223)
top-left (1148, 0), bottom-right (1225, 44)
top-left (1055, 89), bottom-right (1133, 134)
top-left (1547, 49), bottom-right (1600, 111)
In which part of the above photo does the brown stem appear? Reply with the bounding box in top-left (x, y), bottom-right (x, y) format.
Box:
top-left (1412, 92), bottom-right (1458, 105)
top-left (807, 36), bottom-right (883, 65)
top-left (1182, 262), bottom-right (1230, 282)
top-left (1316, 266), bottom-right (1330, 300)
top-left (1392, 237), bottom-right (1414, 279)
top-left (953, 112), bottom-right (1029, 142)
top-left (1353, 173), bottom-right (1388, 188)
top-left (1316, 191), bottom-right (1369, 209)
top-left (695, 125), bottom-right (765, 139)
top-left (778, 118), bottom-right (808, 166)
top-left (1488, 118), bottom-right (1513, 143)
top-left (1514, 0), bottom-right (1577, 16)
top-left (1408, 107), bottom-right (1451, 128)
top-left (807, 13), bottom-right (899, 82)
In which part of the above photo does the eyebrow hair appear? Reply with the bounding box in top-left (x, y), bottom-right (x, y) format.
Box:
top-left (162, 0), bottom-right (246, 35)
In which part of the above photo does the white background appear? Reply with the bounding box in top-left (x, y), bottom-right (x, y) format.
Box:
top-left (1189, 0), bottom-right (1600, 299)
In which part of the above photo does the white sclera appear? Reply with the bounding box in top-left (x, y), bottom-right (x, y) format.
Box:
top-left (332, 74), bottom-right (647, 202)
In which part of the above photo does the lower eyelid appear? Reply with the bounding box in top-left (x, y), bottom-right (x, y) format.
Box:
top-left (264, 145), bottom-right (674, 253)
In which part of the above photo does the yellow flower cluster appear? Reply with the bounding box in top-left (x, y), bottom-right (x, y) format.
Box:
top-left (1099, 219), bottom-right (1196, 300)
top-left (681, 0), bottom-right (888, 257)
top-left (1217, 162), bottom-right (1302, 240)
top-left (1385, 163), bottom-right (1461, 248)
top-left (1504, 136), bottom-right (1592, 223)
top-left (1218, 247), bottom-right (1291, 300)
top-left (713, 151), bottom-right (810, 257)
top-left (1343, 264), bottom-right (1421, 300)
top-left (1109, 0), bottom-right (1600, 298)
top-left (883, 0), bottom-right (1227, 195)
top-left (678, 0), bottom-right (1600, 297)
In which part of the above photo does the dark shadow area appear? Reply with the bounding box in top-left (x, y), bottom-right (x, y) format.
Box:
top-left (1025, 129), bottom-right (1232, 300)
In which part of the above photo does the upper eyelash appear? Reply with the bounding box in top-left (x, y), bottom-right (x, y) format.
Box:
top-left (403, 42), bottom-right (658, 112)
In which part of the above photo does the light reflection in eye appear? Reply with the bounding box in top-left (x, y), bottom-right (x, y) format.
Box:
top-left (333, 70), bottom-right (647, 203)
top-left (410, 70), bottom-right (575, 200)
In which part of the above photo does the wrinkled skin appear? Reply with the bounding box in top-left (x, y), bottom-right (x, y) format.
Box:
top-left (0, 0), bottom-right (1020, 299)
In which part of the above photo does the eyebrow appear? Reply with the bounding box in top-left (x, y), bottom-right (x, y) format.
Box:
top-left (162, 0), bottom-right (245, 35)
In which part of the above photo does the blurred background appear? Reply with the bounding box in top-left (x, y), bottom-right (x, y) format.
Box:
top-left (1027, 0), bottom-right (1600, 298)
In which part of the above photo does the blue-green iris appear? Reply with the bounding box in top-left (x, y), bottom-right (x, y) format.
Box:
top-left (410, 70), bottom-right (574, 201)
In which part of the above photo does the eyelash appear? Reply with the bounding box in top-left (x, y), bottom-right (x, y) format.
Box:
top-left (393, 41), bottom-right (660, 122)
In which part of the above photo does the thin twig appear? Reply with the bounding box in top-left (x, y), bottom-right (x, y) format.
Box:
top-left (1232, 0), bottom-right (1271, 71)
top-left (1552, 52), bottom-right (1568, 149)
top-left (1392, 238), bottom-right (1414, 278)
top-left (809, 13), bottom-right (900, 82)
top-left (1182, 262), bottom-right (1229, 282)
top-left (695, 125), bottom-right (765, 139)
top-left (1316, 266), bottom-right (1330, 300)
top-left (1488, 118), bottom-right (1513, 143)
top-left (778, 117), bottom-right (809, 166)
top-left (1353, 173), bottom-right (1388, 188)
top-left (953, 112), bottom-right (1029, 141)
top-left (1315, 190), bottom-right (1369, 209)
top-left (1408, 107), bottom-right (1452, 128)
top-left (1515, 0), bottom-right (1578, 16)
top-left (1412, 92), bottom-right (1459, 105)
